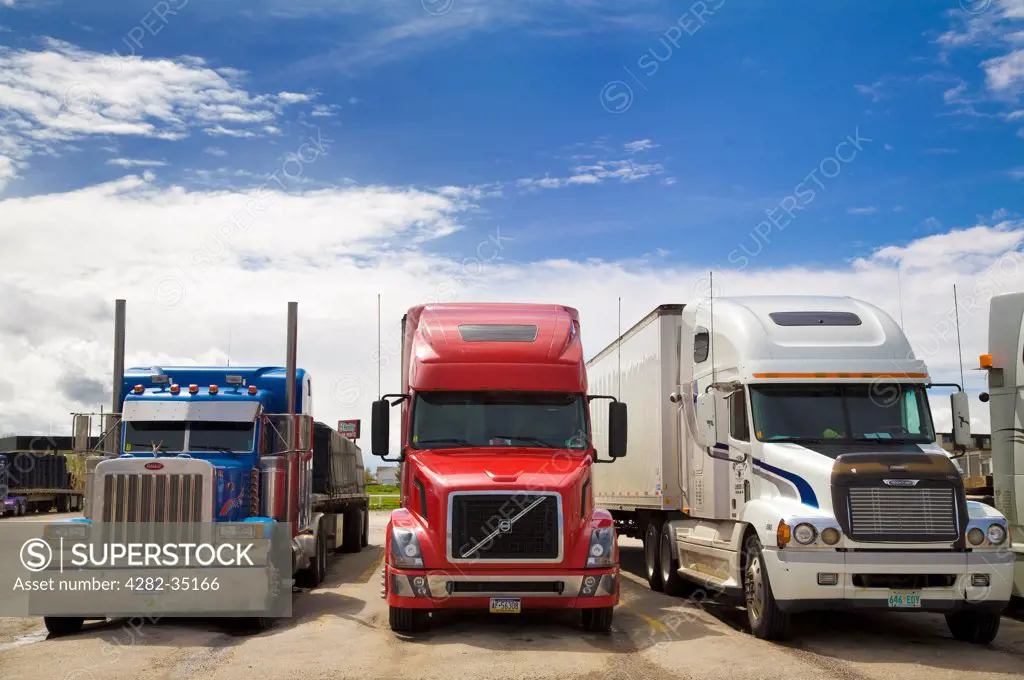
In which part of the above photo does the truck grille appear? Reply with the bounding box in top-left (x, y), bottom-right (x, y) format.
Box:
top-left (449, 493), bottom-right (561, 561)
top-left (100, 473), bottom-right (204, 543)
top-left (847, 486), bottom-right (958, 542)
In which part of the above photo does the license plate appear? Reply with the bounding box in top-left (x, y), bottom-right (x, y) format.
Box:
top-left (489, 597), bottom-right (521, 614)
top-left (887, 590), bottom-right (922, 608)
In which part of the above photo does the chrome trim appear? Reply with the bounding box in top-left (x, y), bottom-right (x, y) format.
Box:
top-left (446, 490), bottom-right (564, 564)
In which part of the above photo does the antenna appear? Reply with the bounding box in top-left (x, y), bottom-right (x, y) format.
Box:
top-left (709, 271), bottom-right (716, 384)
top-left (617, 296), bottom-right (622, 400)
top-left (896, 268), bottom-right (905, 330)
top-left (377, 293), bottom-right (382, 400)
top-left (954, 284), bottom-right (965, 387)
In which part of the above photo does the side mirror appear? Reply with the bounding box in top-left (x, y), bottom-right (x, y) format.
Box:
top-left (951, 391), bottom-right (971, 449)
top-left (693, 392), bottom-right (717, 449)
top-left (608, 401), bottom-right (628, 458)
top-left (371, 399), bottom-right (390, 457)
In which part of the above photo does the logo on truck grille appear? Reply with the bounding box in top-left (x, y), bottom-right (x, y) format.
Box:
top-left (498, 519), bottom-right (512, 533)
top-left (882, 479), bottom-right (919, 486)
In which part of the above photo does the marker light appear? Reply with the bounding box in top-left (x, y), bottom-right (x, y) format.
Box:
top-left (248, 385), bottom-right (258, 395)
top-left (979, 354), bottom-right (993, 368)
top-left (133, 384), bottom-right (144, 394)
top-left (188, 384), bottom-right (199, 394)
top-left (209, 385), bottom-right (219, 394)
top-left (777, 521), bottom-right (791, 549)
top-left (169, 384), bottom-right (180, 395)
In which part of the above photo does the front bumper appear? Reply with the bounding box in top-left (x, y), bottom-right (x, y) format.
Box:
top-left (762, 548), bottom-right (1014, 614)
top-left (386, 566), bottom-right (619, 610)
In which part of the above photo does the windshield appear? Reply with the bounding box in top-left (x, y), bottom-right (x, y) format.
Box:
top-left (189, 421), bottom-right (256, 453)
top-left (123, 421), bottom-right (186, 453)
top-left (122, 421), bottom-right (254, 453)
top-left (410, 391), bottom-right (587, 450)
top-left (749, 383), bottom-right (935, 446)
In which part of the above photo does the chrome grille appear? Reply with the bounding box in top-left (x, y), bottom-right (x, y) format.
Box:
top-left (848, 486), bottom-right (957, 541)
top-left (101, 472), bottom-right (204, 543)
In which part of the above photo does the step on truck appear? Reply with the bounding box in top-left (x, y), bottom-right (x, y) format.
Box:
top-left (371, 302), bottom-right (629, 633)
top-left (0, 450), bottom-right (84, 517)
top-left (42, 300), bottom-right (369, 637)
top-left (588, 297), bottom-right (1013, 642)
top-left (976, 291), bottom-right (1024, 605)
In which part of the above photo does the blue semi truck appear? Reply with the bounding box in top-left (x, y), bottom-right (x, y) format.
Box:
top-left (42, 301), bottom-right (368, 636)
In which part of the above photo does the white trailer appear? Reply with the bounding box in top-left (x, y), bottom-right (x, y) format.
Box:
top-left (977, 292), bottom-right (1024, 602)
top-left (589, 296), bottom-right (1014, 642)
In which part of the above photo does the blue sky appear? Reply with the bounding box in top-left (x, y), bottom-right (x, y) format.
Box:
top-left (0, 0), bottom-right (1023, 445)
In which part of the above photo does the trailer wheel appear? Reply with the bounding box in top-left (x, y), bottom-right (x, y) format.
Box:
top-left (644, 520), bottom-right (664, 592)
top-left (581, 607), bottom-right (614, 633)
top-left (945, 612), bottom-right (1001, 644)
top-left (341, 508), bottom-right (362, 553)
top-left (17, 501), bottom-right (26, 517)
top-left (659, 522), bottom-right (688, 596)
top-left (360, 506), bottom-right (369, 548)
top-left (56, 495), bottom-right (69, 513)
top-left (743, 535), bottom-right (790, 641)
top-left (389, 606), bottom-right (427, 633)
top-left (44, 617), bottom-right (84, 637)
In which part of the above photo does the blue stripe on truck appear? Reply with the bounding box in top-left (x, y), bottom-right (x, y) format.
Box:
top-left (751, 459), bottom-right (819, 508)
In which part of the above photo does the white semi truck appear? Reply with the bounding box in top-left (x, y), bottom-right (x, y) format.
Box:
top-left (977, 292), bottom-right (1024, 603)
top-left (589, 296), bottom-right (1013, 642)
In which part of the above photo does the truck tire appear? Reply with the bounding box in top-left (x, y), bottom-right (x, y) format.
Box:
top-left (17, 501), bottom-right (25, 517)
top-left (644, 520), bottom-right (664, 592)
top-left (389, 606), bottom-right (427, 633)
top-left (44, 617), bottom-right (84, 637)
top-left (659, 522), bottom-right (688, 597)
top-left (360, 506), bottom-right (369, 548)
top-left (341, 509), bottom-right (362, 553)
top-left (296, 525), bottom-right (326, 589)
top-left (56, 495), bottom-right (69, 513)
top-left (945, 611), bottom-right (1001, 644)
top-left (743, 535), bottom-right (790, 641)
top-left (581, 607), bottom-right (614, 633)
top-left (236, 617), bottom-right (270, 634)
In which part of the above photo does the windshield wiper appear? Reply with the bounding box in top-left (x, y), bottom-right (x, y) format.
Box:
top-left (416, 438), bottom-right (474, 447)
top-left (489, 435), bottom-right (561, 448)
top-left (189, 445), bottom-right (236, 453)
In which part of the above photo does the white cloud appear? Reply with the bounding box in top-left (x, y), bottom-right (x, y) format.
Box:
top-left (0, 154), bottom-right (14, 190)
top-left (0, 39), bottom-right (300, 188)
top-left (624, 139), bottom-right (657, 153)
top-left (263, 125), bottom-right (281, 135)
top-left (204, 125), bottom-right (258, 138)
top-left (854, 81), bottom-right (886, 102)
top-left (517, 157), bottom-right (665, 191)
top-left (847, 206), bottom-right (878, 215)
top-left (1, 0), bottom-right (12, 7)
top-left (105, 158), bottom-right (166, 168)
top-left (277, 91), bottom-right (311, 104)
top-left (661, 177), bottom-right (676, 186)
top-left (983, 48), bottom-right (1024, 93)
top-left (0, 174), bottom-right (1020, 444)
top-left (311, 104), bottom-right (338, 117)
top-left (204, 147), bottom-right (227, 157)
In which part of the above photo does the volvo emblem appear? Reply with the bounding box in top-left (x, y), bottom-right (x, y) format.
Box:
top-left (883, 479), bottom-right (919, 486)
top-left (498, 519), bottom-right (512, 533)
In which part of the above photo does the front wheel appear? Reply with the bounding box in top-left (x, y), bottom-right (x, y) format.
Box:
top-left (581, 607), bottom-right (614, 633)
top-left (659, 523), bottom-right (688, 596)
top-left (743, 535), bottom-right (791, 641)
top-left (644, 520), bottom-right (664, 592)
top-left (946, 611), bottom-right (1001, 644)
top-left (389, 606), bottom-right (427, 633)
top-left (44, 617), bottom-right (84, 637)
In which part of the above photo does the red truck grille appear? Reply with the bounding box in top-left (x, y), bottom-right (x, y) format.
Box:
top-left (448, 492), bottom-right (561, 562)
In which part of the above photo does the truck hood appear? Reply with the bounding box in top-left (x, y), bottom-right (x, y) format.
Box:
top-left (411, 448), bottom-right (589, 488)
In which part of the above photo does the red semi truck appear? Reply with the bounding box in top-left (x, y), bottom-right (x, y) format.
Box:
top-left (371, 302), bottom-right (629, 633)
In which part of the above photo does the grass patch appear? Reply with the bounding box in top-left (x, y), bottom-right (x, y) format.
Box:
top-left (366, 484), bottom-right (399, 494)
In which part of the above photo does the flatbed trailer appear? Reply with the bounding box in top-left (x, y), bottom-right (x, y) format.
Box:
top-left (0, 455), bottom-right (85, 517)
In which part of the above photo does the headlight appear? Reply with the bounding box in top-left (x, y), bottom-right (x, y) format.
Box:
top-left (217, 523), bottom-right (261, 540)
top-left (793, 523), bottom-right (817, 545)
top-left (987, 524), bottom-right (1007, 546)
top-left (587, 525), bottom-right (615, 568)
top-left (391, 527), bottom-right (424, 568)
top-left (967, 527), bottom-right (986, 546)
top-left (44, 523), bottom-right (90, 540)
top-left (821, 527), bottom-right (841, 545)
